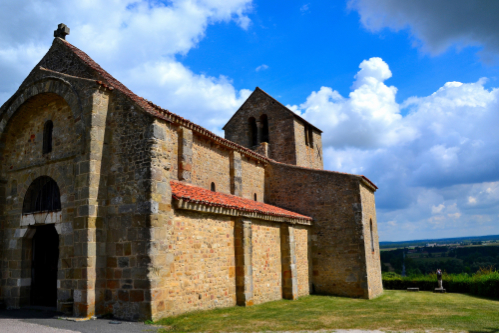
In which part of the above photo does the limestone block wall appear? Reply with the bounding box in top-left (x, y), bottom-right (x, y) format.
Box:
top-left (294, 225), bottom-right (310, 297)
top-left (241, 158), bottom-right (265, 201)
top-left (0, 92), bottom-right (78, 309)
top-left (360, 183), bottom-right (383, 298)
top-left (252, 220), bottom-right (282, 305)
top-left (162, 211), bottom-right (236, 317)
top-left (265, 161), bottom-right (383, 299)
top-left (191, 134), bottom-right (231, 194)
top-left (293, 119), bottom-right (323, 170)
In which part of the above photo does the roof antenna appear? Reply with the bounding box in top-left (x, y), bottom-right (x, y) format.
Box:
top-left (54, 23), bottom-right (70, 40)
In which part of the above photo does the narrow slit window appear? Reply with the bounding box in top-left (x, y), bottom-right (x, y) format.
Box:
top-left (254, 193), bottom-right (257, 201)
top-left (304, 124), bottom-right (309, 146)
top-left (249, 117), bottom-right (258, 146)
top-left (211, 182), bottom-right (216, 192)
top-left (260, 114), bottom-right (269, 143)
top-left (308, 127), bottom-right (314, 148)
top-left (43, 120), bottom-right (53, 154)
top-left (370, 220), bottom-right (375, 252)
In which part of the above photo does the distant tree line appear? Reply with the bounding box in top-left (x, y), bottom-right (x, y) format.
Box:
top-left (381, 246), bottom-right (499, 275)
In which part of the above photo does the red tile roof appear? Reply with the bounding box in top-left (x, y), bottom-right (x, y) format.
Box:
top-left (171, 180), bottom-right (312, 222)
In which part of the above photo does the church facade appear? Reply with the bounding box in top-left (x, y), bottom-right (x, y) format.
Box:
top-left (0, 29), bottom-right (382, 320)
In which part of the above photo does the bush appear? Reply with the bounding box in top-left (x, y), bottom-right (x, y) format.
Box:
top-left (382, 268), bottom-right (499, 299)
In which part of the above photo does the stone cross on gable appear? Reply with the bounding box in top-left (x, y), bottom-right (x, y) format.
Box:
top-left (54, 24), bottom-right (70, 40)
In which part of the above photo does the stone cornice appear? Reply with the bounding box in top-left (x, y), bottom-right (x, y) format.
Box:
top-left (173, 198), bottom-right (312, 226)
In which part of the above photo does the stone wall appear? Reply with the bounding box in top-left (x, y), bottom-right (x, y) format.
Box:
top-left (224, 88), bottom-right (297, 165)
top-left (252, 220), bottom-right (282, 305)
top-left (360, 183), bottom-right (383, 299)
top-left (293, 119), bottom-right (323, 170)
top-left (241, 158), bottom-right (265, 201)
top-left (265, 161), bottom-right (383, 299)
top-left (101, 90), bottom-right (170, 320)
top-left (191, 134), bottom-right (231, 194)
top-left (294, 225), bottom-right (310, 297)
top-left (160, 210), bottom-right (236, 316)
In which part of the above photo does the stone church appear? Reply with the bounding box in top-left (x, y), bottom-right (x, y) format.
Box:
top-left (0, 25), bottom-right (382, 320)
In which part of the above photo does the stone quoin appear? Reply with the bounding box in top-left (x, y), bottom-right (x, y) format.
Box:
top-left (0, 24), bottom-right (383, 320)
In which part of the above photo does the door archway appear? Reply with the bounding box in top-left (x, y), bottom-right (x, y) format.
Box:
top-left (22, 176), bottom-right (61, 307)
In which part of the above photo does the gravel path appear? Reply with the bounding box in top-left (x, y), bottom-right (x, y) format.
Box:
top-left (0, 309), bottom-right (161, 333)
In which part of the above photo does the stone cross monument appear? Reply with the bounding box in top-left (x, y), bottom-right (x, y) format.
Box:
top-left (54, 24), bottom-right (70, 40)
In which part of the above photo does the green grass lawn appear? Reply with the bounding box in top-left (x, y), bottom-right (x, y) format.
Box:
top-left (153, 290), bottom-right (499, 332)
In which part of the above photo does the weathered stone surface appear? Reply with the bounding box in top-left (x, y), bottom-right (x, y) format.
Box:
top-left (0, 36), bottom-right (381, 322)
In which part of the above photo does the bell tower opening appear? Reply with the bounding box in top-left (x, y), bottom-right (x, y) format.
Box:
top-left (31, 224), bottom-right (59, 307)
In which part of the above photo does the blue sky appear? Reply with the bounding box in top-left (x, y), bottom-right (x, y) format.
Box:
top-left (2, 0), bottom-right (499, 241)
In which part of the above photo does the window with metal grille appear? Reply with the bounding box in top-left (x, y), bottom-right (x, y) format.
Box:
top-left (43, 120), bottom-right (53, 154)
top-left (22, 176), bottom-right (61, 214)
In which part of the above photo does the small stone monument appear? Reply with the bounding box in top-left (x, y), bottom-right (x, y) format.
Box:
top-left (434, 268), bottom-right (446, 293)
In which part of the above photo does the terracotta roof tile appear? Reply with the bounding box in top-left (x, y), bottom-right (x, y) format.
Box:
top-left (171, 180), bottom-right (312, 221)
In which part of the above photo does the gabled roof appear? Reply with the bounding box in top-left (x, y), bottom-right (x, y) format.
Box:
top-left (171, 180), bottom-right (312, 223)
top-left (42, 38), bottom-right (273, 164)
top-left (223, 87), bottom-right (323, 133)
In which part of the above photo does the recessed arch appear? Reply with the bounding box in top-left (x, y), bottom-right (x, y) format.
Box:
top-left (23, 176), bottom-right (61, 214)
top-left (0, 77), bottom-right (86, 154)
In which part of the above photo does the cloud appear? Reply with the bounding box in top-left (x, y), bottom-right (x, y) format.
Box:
top-left (255, 64), bottom-right (269, 72)
top-left (294, 57), bottom-right (499, 241)
top-left (300, 4), bottom-right (310, 13)
top-left (0, 0), bottom-right (253, 133)
top-left (348, 0), bottom-right (499, 63)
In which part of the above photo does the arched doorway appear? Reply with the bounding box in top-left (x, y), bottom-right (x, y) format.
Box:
top-left (22, 176), bottom-right (61, 307)
top-left (31, 224), bottom-right (59, 306)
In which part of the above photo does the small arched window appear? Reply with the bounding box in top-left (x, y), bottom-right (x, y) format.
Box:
top-left (254, 193), bottom-right (257, 201)
top-left (43, 120), bottom-right (53, 154)
top-left (211, 182), bottom-right (216, 192)
top-left (370, 220), bottom-right (375, 252)
top-left (260, 114), bottom-right (269, 143)
top-left (249, 117), bottom-right (258, 147)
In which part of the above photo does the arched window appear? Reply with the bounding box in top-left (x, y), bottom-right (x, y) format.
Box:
top-left (211, 182), bottom-right (216, 192)
top-left (254, 193), bottom-right (257, 201)
top-left (23, 176), bottom-right (61, 214)
top-left (248, 117), bottom-right (258, 147)
top-left (43, 120), bottom-right (53, 154)
top-left (370, 220), bottom-right (375, 252)
top-left (260, 114), bottom-right (269, 143)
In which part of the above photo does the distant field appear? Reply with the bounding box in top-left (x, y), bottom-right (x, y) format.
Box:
top-left (380, 234), bottom-right (499, 249)
top-left (152, 290), bottom-right (499, 332)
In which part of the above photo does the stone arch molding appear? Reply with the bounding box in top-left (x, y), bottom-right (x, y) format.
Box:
top-left (18, 169), bottom-right (70, 231)
top-left (0, 77), bottom-right (86, 152)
